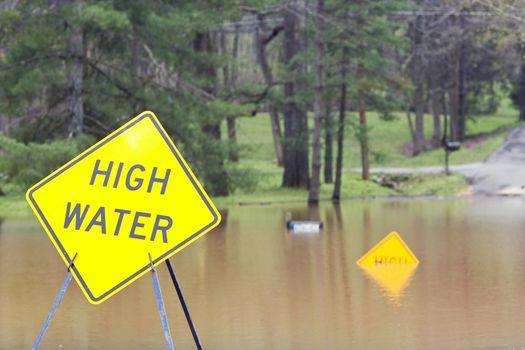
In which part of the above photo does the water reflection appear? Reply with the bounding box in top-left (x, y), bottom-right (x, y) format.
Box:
top-left (3, 198), bottom-right (525, 349)
top-left (359, 264), bottom-right (418, 301)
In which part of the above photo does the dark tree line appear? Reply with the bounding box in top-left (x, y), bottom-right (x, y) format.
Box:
top-left (0, 0), bottom-right (524, 202)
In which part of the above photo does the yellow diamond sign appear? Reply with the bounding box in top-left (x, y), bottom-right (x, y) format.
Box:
top-left (357, 231), bottom-right (419, 298)
top-left (26, 111), bottom-right (221, 304)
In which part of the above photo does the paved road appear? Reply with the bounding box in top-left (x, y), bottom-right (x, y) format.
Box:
top-left (348, 125), bottom-right (525, 195)
top-left (350, 163), bottom-right (482, 178)
top-left (471, 126), bottom-right (525, 195)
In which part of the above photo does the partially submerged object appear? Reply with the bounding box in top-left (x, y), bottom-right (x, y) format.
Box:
top-left (286, 220), bottom-right (323, 233)
top-left (285, 212), bottom-right (323, 233)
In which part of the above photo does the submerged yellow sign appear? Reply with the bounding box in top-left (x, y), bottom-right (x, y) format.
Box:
top-left (357, 231), bottom-right (419, 267)
top-left (357, 231), bottom-right (419, 298)
top-left (26, 111), bottom-right (221, 304)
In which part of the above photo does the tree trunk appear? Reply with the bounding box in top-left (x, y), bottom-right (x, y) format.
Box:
top-left (308, 0), bottom-right (325, 204)
top-left (406, 109), bottom-right (416, 144)
top-left (230, 25), bottom-right (240, 88)
top-left (331, 52), bottom-right (348, 202)
top-left (457, 64), bottom-right (466, 141)
top-left (65, 22), bottom-right (84, 138)
top-left (220, 29), bottom-right (239, 162)
top-left (0, 115), bottom-right (6, 134)
top-left (331, 5), bottom-right (349, 204)
top-left (194, 31), bottom-right (228, 196)
top-left (323, 101), bottom-right (333, 183)
top-left (457, 13), bottom-right (467, 142)
top-left (255, 17), bottom-right (283, 166)
top-left (410, 14), bottom-right (425, 154)
top-left (358, 91), bottom-right (369, 181)
top-left (414, 82), bottom-right (425, 154)
top-left (449, 49), bottom-right (460, 142)
top-left (449, 13), bottom-right (468, 143)
top-left (429, 80), bottom-right (442, 148)
top-left (282, 1), bottom-right (309, 188)
top-left (518, 61), bottom-right (525, 121)
top-left (268, 107), bottom-right (283, 165)
top-left (226, 117), bottom-right (238, 161)
top-left (228, 27), bottom-right (240, 162)
top-left (357, 65), bottom-right (369, 181)
top-left (441, 83), bottom-right (449, 145)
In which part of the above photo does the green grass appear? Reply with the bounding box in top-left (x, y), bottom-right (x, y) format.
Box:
top-left (215, 172), bottom-right (396, 206)
top-left (387, 173), bottom-right (468, 196)
top-left (1, 171), bottom-right (468, 215)
top-left (220, 98), bottom-right (519, 205)
top-left (213, 171), bottom-right (468, 207)
top-left (0, 100), bottom-right (518, 215)
top-left (0, 194), bottom-right (31, 217)
top-left (234, 100), bottom-right (519, 170)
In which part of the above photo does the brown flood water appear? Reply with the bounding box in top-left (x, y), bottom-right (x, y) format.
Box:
top-left (2, 197), bottom-right (525, 349)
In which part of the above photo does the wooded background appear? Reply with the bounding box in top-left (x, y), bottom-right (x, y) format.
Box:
top-left (0, 0), bottom-right (523, 203)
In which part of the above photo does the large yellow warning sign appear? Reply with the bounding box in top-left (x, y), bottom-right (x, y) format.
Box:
top-left (26, 111), bottom-right (221, 304)
top-left (357, 231), bottom-right (419, 298)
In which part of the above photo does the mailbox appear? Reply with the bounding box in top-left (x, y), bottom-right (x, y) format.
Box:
top-left (446, 141), bottom-right (461, 152)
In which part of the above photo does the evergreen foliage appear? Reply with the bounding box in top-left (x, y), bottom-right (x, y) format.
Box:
top-left (0, 0), bottom-right (253, 196)
top-left (0, 134), bottom-right (94, 187)
top-left (0, 0), bottom-right (523, 202)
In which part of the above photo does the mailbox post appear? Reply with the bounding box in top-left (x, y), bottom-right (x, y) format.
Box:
top-left (445, 141), bottom-right (461, 175)
top-left (442, 112), bottom-right (461, 175)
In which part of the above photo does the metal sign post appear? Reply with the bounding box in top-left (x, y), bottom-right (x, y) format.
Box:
top-left (150, 253), bottom-right (175, 350)
top-left (166, 259), bottom-right (203, 350)
top-left (33, 252), bottom-right (179, 350)
top-left (32, 273), bottom-right (72, 350)
top-left (32, 253), bottom-right (77, 350)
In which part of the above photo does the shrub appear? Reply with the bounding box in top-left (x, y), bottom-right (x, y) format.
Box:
top-left (0, 134), bottom-right (95, 189)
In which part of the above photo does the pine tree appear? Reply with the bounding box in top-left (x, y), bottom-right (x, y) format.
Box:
top-left (0, 0), bottom-right (252, 196)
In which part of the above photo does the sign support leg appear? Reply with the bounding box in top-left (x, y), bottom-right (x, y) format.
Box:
top-left (150, 254), bottom-right (175, 350)
top-left (32, 253), bottom-right (77, 350)
top-left (166, 259), bottom-right (203, 350)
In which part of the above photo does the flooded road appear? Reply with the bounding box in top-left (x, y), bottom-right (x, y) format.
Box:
top-left (2, 197), bottom-right (525, 349)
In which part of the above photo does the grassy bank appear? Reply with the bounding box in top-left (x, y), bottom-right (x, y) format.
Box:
top-left (214, 100), bottom-right (518, 205)
top-left (0, 194), bottom-right (31, 217)
top-left (0, 172), bottom-right (467, 216)
top-left (213, 172), bottom-right (468, 207)
top-left (235, 100), bottom-right (519, 172)
top-left (0, 101), bottom-right (518, 215)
